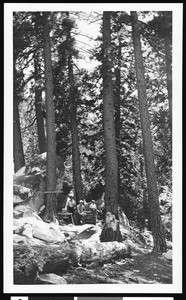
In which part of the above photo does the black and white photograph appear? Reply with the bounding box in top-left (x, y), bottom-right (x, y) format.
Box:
top-left (4, 2), bottom-right (182, 294)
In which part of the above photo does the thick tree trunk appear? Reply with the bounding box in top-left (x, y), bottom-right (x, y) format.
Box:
top-left (14, 240), bottom-right (131, 284)
top-left (131, 11), bottom-right (166, 253)
top-left (68, 28), bottom-right (83, 204)
top-left (34, 52), bottom-right (46, 154)
top-left (43, 12), bottom-right (57, 222)
top-left (102, 12), bottom-right (119, 216)
top-left (13, 64), bottom-right (25, 173)
top-left (101, 12), bottom-right (121, 242)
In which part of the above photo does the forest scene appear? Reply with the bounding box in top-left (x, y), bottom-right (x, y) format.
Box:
top-left (13, 10), bottom-right (173, 285)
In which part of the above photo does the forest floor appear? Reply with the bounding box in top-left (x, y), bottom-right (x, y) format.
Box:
top-left (62, 226), bottom-right (172, 284)
top-left (63, 249), bottom-right (172, 284)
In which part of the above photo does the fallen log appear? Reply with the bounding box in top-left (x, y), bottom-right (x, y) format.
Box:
top-left (14, 239), bottom-right (131, 284)
top-left (76, 240), bottom-right (131, 263)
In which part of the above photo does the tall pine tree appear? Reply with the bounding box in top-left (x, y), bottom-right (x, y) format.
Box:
top-left (43, 12), bottom-right (57, 222)
top-left (131, 11), bottom-right (166, 252)
top-left (100, 12), bottom-right (122, 243)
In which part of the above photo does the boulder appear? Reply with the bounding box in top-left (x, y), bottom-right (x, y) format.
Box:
top-left (14, 217), bottom-right (66, 243)
top-left (13, 184), bottom-right (31, 202)
top-left (13, 233), bottom-right (46, 246)
top-left (71, 224), bottom-right (102, 242)
top-left (163, 249), bottom-right (172, 260)
top-left (33, 221), bottom-right (66, 243)
top-left (14, 203), bottom-right (43, 219)
top-left (13, 153), bottom-right (66, 214)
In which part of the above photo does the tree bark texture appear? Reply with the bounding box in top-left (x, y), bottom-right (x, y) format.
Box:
top-left (102, 12), bottom-right (119, 217)
top-left (114, 36), bottom-right (122, 197)
top-left (14, 240), bottom-right (131, 284)
top-left (34, 12), bottom-right (46, 154)
top-left (68, 32), bottom-right (83, 204)
top-left (13, 65), bottom-right (25, 173)
top-left (34, 52), bottom-right (46, 154)
top-left (43, 12), bottom-right (57, 222)
top-left (114, 37), bottom-right (121, 163)
top-left (164, 34), bottom-right (172, 133)
top-left (139, 143), bottom-right (151, 229)
top-left (131, 11), bottom-right (166, 253)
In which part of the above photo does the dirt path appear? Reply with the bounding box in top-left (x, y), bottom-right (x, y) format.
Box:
top-left (63, 249), bottom-right (172, 284)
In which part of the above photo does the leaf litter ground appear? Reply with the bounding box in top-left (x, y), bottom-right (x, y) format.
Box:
top-left (62, 249), bottom-right (172, 284)
top-left (62, 225), bottom-right (172, 284)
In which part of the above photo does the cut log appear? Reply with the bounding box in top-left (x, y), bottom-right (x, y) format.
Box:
top-left (77, 240), bottom-right (131, 263)
top-left (14, 239), bottom-right (131, 284)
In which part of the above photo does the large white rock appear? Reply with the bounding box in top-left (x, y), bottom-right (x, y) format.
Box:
top-left (13, 233), bottom-right (46, 246)
top-left (32, 221), bottom-right (66, 243)
top-left (13, 233), bottom-right (33, 245)
top-left (14, 205), bottom-right (43, 220)
top-left (163, 249), bottom-right (172, 260)
top-left (13, 217), bottom-right (66, 243)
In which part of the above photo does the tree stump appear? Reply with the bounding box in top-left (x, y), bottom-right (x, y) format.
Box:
top-left (100, 212), bottom-right (122, 242)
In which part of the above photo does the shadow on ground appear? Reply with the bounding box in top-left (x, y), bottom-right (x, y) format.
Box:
top-left (63, 248), bottom-right (172, 284)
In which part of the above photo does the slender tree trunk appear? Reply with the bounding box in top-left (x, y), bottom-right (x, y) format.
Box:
top-left (13, 65), bottom-right (25, 173)
top-left (42, 12), bottom-right (57, 222)
top-left (13, 96), bottom-right (25, 172)
top-left (114, 36), bottom-right (121, 198)
top-left (66, 13), bottom-right (83, 204)
top-left (139, 144), bottom-right (151, 230)
top-left (68, 56), bottom-right (83, 204)
top-left (131, 11), bottom-right (166, 252)
top-left (33, 12), bottom-right (46, 154)
top-left (164, 35), bottom-right (172, 133)
top-left (34, 52), bottom-right (46, 154)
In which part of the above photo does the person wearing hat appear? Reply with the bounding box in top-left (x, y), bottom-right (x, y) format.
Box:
top-left (65, 196), bottom-right (77, 224)
top-left (89, 199), bottom-right (97, 212)
top-left (89, 199), bottom-right (99, 224)
top-left (65, 196), bottom-right (76, 214)
top-left (76, 200), bottom-right (86, 224)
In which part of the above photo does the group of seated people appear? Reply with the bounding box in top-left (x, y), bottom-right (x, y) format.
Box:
top-left (64, 197), bottom-right (100, 225)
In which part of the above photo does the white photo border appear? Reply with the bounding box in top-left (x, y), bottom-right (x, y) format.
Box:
top-left (4, 2), bottom-right (183, 294)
